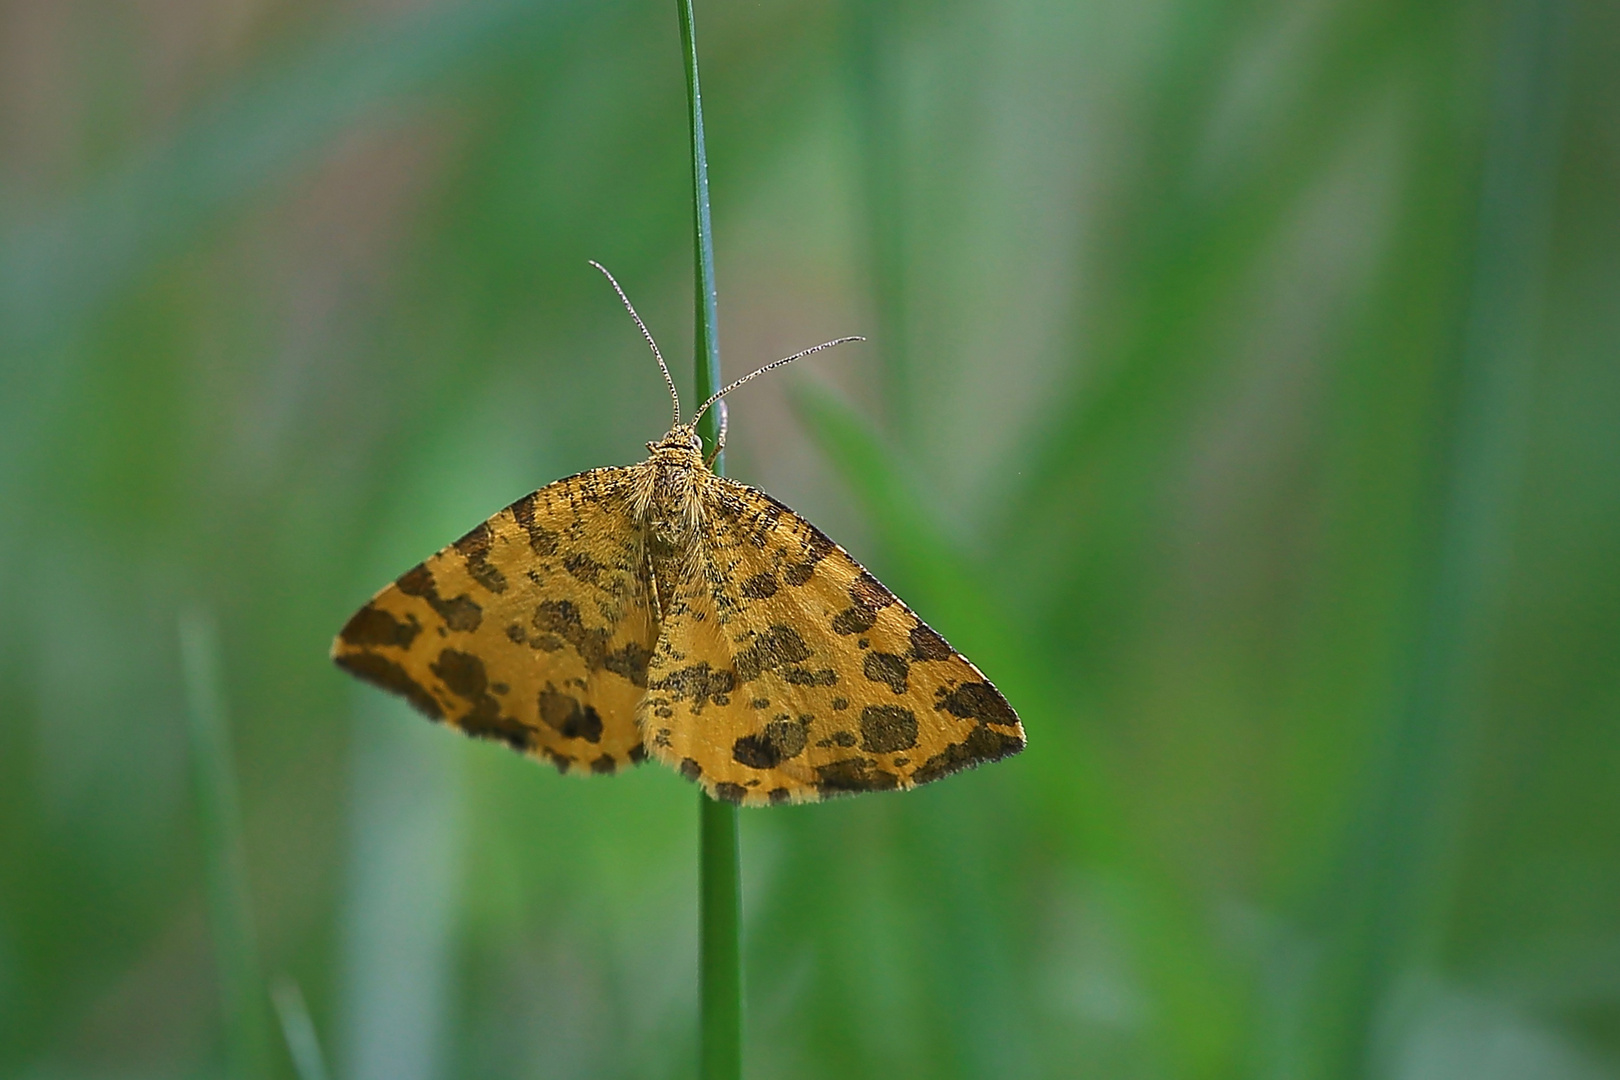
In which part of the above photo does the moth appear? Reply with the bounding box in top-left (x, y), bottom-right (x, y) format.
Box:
top-left (332, 263), bottom-right (1024, 805)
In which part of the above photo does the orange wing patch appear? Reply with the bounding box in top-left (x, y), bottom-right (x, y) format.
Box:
top-left (332, 467), bottom-right (657, 775)
top-left (639, 476), bottom-right (1024, 805)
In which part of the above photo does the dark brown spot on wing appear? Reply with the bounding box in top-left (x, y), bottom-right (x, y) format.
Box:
top-left (740, 571), bottom-right (778, 599)
top-left (815, 757), bottom-right (900, 794)
top-left (397, 564), bottom-right (482, 632)
top-left (533, 598), bottom-right (584, 635)
top-left (830, 571), bottom-right (897, 637)
top-left (538, 688), bottom-right (604, 743)
top-left (339, 605), bottom-right (422, 649)
top-left (910, 724), bottom-right (1024, 785)
top-left (424, 647), bottom-right (524, 748)
top-left (603, 642), bottom-right (652, 687)
top-left (831, 605), bottom-right (876, 636)
top-left (713, 782), bottom-right (747, 804)
top-left (680, 758), bottom-right (703, 781)
top-left (860, 705), bottom-right (918, 753)
top-left (510, 494), bottom-right (560, 555)
top-left (460, 708), bottom-right (534, 751)
top-left (849, 571), bottom-right (894, 609)
top-left (781, 525), bottom-right (837, 586)
top-left (734, 625), bottom-right (812, 681)
top-left (563, 551), bottom-right (605, 586)
top-left (453, 522), bottom-right (508, 593)
top-left (531, 599), bottom-right (623, 675)
top-left (650, 662), bottom-right (736, 712)
top-left (428, 648), bottom-right (532, 750)
top-left (863, 652), bottom-right (909, 694)
top-left (732, 718), bottom-right (809, 769)
top-left (335, 652), bottom-right (442, 719)
top-left (933, 681), bottom-right (1019, 727)
top-left (908, 623), bottom-right (953, 661)
top-left (430, 648), bottom-right (489, 700)
top-left (590, 754), bottom-right (617, 775)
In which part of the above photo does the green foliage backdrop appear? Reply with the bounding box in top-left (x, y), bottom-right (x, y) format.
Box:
top-left (1, 0), bottom-right (1615, 1077)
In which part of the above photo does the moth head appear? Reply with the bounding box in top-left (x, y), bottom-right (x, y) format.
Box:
top-left (648, 424), bottom-right (704, 456)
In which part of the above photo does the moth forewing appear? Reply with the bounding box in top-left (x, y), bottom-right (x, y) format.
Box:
top-left (332, 469), bottom-right (657, 775)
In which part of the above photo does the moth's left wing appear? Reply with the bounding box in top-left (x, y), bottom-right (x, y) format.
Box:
top-left (332, 467), bottom-right (656, 775)
top-left (641, 475), bottom-right (1024, 805)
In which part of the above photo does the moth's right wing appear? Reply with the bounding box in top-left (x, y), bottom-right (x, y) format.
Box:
top-left (640, 475), bottom-right (1024, 805)
top-left (332, 467), bottom-right (657, 775)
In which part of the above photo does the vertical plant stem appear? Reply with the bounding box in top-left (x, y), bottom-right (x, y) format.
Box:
top-left (677, 2), bottom-right (742, 1078)
top-left (679, 0), bottom-right (722, 442)
top-left (179, 611), bottom-right (270, 1080)
top-left (699, 793), bottom-right (742, 1080)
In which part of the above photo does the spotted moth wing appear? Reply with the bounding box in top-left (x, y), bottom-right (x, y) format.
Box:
top-left (332, 467), bottom-right (657, 774)
top-left (639, 474), bottom-right (1025, 805)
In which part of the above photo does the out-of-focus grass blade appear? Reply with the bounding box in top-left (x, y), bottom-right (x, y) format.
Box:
top-left (272, 973), bottom-right (333, 1080)
top-left (1306, 1), bottom-right (1577, 1075)
top-left (179, 610), bottom-right (270, 1080)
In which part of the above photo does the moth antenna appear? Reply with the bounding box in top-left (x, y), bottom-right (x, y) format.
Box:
top-left (692, 337), bottom-right (865, 425)
top-left (589, 260), bottom-right (681, 425)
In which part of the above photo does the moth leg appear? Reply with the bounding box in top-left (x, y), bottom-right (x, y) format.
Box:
top-left (705, 400), bottom-right (728, 467)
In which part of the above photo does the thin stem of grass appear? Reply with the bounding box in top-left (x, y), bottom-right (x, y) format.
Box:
top-left (676, 2), bottom-right (742, 1078)
top-left (699, 793), bottom-right (742, 1080)
top-left (179, 611), bottom-right (271, 1080)
top-left (679, 1), bottom-right (721, 446)
top-left (270, 973), bottom-right (333, 1080)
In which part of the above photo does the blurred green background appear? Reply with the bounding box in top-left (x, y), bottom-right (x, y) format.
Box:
top-left (2, 0), bottom-right (1616, 1077)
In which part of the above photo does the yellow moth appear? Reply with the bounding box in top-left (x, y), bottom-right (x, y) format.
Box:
top-left (332, 264), bottom-right (1024, 805)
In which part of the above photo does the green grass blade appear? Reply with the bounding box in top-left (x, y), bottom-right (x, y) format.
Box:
top-left (681, 0), bottom-right (723, 458)
top-left (699, 795), bottom-right (743, 1080)
top-left (677, 1), bottom-right (742, 1077)
top-left (271, 974), bottom-right (333, 1080)
top-left (179, 611), bottom-right (270, 1080)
